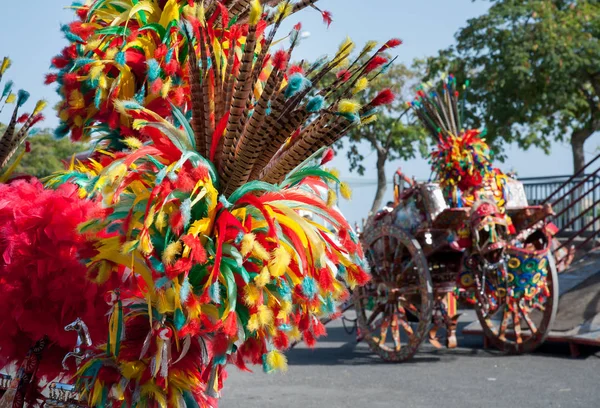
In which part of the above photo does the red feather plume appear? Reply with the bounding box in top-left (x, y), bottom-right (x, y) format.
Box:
top-left (0, 179), bottom-right (116, 380)
top-left (370, 89), bottom-right (395, 107)
top-left (366, 56), bottom-right (388, 73)
top-left (322, 11), bottom-right (333, 28)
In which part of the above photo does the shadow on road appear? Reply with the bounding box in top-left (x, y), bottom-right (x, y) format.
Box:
top-left (286, 321), bottom-right (597, 367)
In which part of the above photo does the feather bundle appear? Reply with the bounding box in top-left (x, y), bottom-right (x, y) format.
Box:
top-left (0, 0), bottom-right (400, 406)
top-left (410, 76), bottom-right (510, 210)
top-left (0, 57), bottom-right (45, 179)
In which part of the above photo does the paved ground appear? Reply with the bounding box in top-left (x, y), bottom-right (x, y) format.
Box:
top-left (221, 310), bottom-right (600, 408)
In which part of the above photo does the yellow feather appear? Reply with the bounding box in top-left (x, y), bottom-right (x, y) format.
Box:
top-left (120, 240), bottom-right (139, 254)
top-left (85, 38), bottom-right (103, 53)
top-left (69, 90), bottom-right (85, 109)
top-left (188, 217), bottom-right (212, 237)
top-left (252, 240), bottom-right (270, 261)
top-left (140, 383), bottom-right (167, 408)
top-left (154, 210), bottom-right (167, 232)
top-left (338, 99), bottom-right (361, 114)
top-left (362, 40), bottom-right (378, 54)
top-left (0, 148), bottom-right (26, 183)
top-left (106, 48), bottom-right (117, 60)
top-left (59, 109), bottom-right (69, 121)
top-left (268, 246), bottom-right (291, 277)
top-left (89, 64), bottom-right (104, 80)
top-left (254, 266), bottom-right (271, 287)
top-left (288, 326), bottom-right (302, 341)
top-left (90, 380), bottom-right (104, 406)
top-left (213, 37), bottom-right (223, 69)
top-left (161, 76), bottom-right (172, 98)
top-left (33, 100), bottom-right (47, 115)
top-left (332, 279), bottom-right (347, 298)
top-left (1, 57), bottom-right (11, 75)
top-left (352, 77), bottom-right (369, 95)
top-left (144, 206), bottom-right (156, 229)
top-left (361, 115), bottom-right (378, 126)
top-left (73, 115), bottom-right (84, 127)
top-left (118, 66), bottom-right (136, 99)
top-left (257, 304), bottom-right (274, 328)
top-left (338, 36), bottom-right (355, 55)
top-left (91, 262), bottom-right (112, 285)
top-left (105, 163), bottom-right (128, 183)
top-left (98, 75), bottom-right (108, 89)
top-left (197, 2), bottom-right (206, 26)
top-left (188, 301), bottom-right (202, 320)
top-left (327, 189), bottom-right (337, 207)
top-left (243, 284), bottom-right (261, 306)
top-left (247, 314), bottom-right (260, 332)
top-left (265, 350), bottom-right (288, 372)
top-left (124, 136), bottom-right (143, 150)
top-left (276, 300), bottom-right (292, 319)
top-left (240, 233), bottom-right (255, 257)
top-left (276, 2), bottom-right (293, 20)
top-left (183, 3), bottom-right (198, 18)
top-left (159, 0), bottom-right (180, 28)
top-left (140, 232), bottom-right (154, 255)
top-left (5, 93), bottom-right (15, 104)
top-left (340, 182), bottom-right (352, 200)
top-left (162, 241), bottom-right (182, 265)
top-left (249, 0), bottom-right (263, 25)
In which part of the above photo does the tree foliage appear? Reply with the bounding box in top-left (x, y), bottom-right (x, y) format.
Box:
top-left (337, 63), bottom-right (428, 213)
top-left (425, 0), bottom-right (600, 171)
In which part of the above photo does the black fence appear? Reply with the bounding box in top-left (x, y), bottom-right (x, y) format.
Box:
top-left (520, 174), bottom-right (600, 238)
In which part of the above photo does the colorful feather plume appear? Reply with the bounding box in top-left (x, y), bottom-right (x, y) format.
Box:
top-left (409, 75), bottom-right (508, 208)
top-left (49, 98), bottom-right (370, 406)
top-left (37, 0), bottom-right (399, 406)
top-left (50, 0), bottom-right (396, 192)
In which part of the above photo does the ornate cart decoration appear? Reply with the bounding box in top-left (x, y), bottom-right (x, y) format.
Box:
top-left (356, 76), bottom-right (559, 361)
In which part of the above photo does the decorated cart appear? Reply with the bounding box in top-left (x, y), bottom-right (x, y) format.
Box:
top-left (354, 78), bottom-right (560, 361)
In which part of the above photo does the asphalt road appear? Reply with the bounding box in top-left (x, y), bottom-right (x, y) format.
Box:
top-left (220, 310), bottom-right (600, 408)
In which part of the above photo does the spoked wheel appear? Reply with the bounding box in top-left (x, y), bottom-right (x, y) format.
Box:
top-left (474, 253), bottom-right (558, 353)
top-left (355, 224), bottom-right (433, 361)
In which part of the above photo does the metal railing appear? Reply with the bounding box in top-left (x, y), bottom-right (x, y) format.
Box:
top-left (520, 174), bottom-right (600, 236)
top-left (519, 153), bottom-right (600, 255)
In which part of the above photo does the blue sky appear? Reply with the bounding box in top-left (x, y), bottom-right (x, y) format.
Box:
top-left (1, 0), bottom-right (598, 224)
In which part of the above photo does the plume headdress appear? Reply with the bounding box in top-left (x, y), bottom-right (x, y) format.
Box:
top-left (46, 0), bottom-right (399, 406)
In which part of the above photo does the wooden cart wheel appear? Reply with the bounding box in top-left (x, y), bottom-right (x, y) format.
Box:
top-left (474, 253), bottom-right (558, 354)
top-left (355, 223), bottom-right (433, 361)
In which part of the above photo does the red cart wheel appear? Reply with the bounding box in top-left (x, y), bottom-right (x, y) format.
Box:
top-left (355, 224), bottom-right (433, 361)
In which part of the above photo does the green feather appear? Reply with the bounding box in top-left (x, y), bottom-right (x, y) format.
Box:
top-left (95, 26), bottom-right (131, 36)
top-left (139, 23), bottom-right (166, 39)
top-left (220, 262), bottom-right (237, 312)
top-left (170, 103), bottom-right (196, 151)
top-left (228, 180), bottom-right (280, 204)
top-left (282, 166), bottom-right (340, 187)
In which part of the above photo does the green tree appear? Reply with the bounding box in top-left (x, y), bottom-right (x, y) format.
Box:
top-left (338, 63), bottom-right (428, 213)
top-left (426, 0), bottom-right (600, 172)
top-left (7, 129), bottom-right (88, 178)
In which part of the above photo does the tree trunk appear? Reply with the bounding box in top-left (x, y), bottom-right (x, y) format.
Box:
top-left (370, 151), bottom-right (388, 214)
top-left (571, 128), bottom-right (593, 174)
